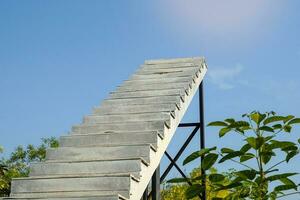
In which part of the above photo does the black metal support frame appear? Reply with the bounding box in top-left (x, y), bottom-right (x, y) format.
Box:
top-left (143, 82), bottom-right (205, 200)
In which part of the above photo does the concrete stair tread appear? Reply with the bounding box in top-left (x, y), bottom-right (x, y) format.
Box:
top-left (75, 120), bottom-right (171, 129)
top-left (64, 130), bottom-right (164, 139)
top-left (38, 157), bottom-right (150, 166)
top-left (100, 96), bottom-right (182, 107)
top-left (107, 89), bottom-right (188, 100)
top-left (144, 56), bottom-right (203, 64)
top-left (5, 195), bottom-right (127, 200)
top-left (8, 191), bottom-right (128, 200)
top-left (57, 143), bottom-right (157, 152)
top-left (83, 113), bottom-right (172, 124)
top-left (71, 120), bottom-right (169, 135)
top-left (60, 131), bottom-right (162, 149)
top-left (13, 173), bottom-right (140, 182)
top-left (116, 82), bottom-right (191, 92)
top-left (46, 144), bottom-right (155, 163)
top-left (92, 103), bottom-right (179, 115)
top-left (49, 143), bottom-right (157, 152)
top-left (137, 66), bottom-right (200, 74)
top-left (130, 69), bottom-right (200, 80)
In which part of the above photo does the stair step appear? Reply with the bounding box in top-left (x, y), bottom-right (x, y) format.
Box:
top-left (5, 193), bottom-right (127, 200)
top-left (83, 112), bottom-right (171, 125)
top-left (100, 96), bottom-right (182, 107)
top-left (116, 82), bottom-right (191, 93)
top-left (46, 144), bottom-right (154, 163)
top-left (130, 68), bottom-right (200, 79)
top-left (144, 57), bottom-right (203, 64)
top-left (60, 131), bottom-right (161, 148)
top-left (137, 66), bottom-right (200, 74)
top-left (30, 158), bottom-right (147, 178)
top-left (141, 62), bottom-right (195, 68)
top-left (108, 88), bottom-right (187, 99)
top-left (93, 104), bottom-right (178, 115)
top-left (124, 76), bottom-right (193, 84)
top-left (71, 121), bottom-right (167, 135)
top-left (10, 174), bottom-right (136, 198)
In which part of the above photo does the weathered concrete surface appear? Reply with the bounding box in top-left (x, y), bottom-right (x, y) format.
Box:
top-left (5, 57), bottom-right (207, 200)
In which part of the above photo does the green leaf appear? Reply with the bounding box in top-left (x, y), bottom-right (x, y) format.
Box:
top-left (282, 145), bottom-right (298, 152)
top-left (272, 124), bottom-right (282, 130)
top-left (225, 118), bottom-right (235, 124)
top-left (284, 115), bottom-right (295, 123)
top-left (216, 182), bottom-right (242, 191)
top-left (280, 177), bottom-right (297, 187)
top-left (265, 169), bottom-right (279, 174)
top-left (202, 153), bottom-right (218, 170)
top-left (227, 121), bottom-right (250, 128)
top-left (283, 125), bottom-right (292, 133)
top-left (250, 112), bottom-right (266, 125)
top-left (235, 170), bottom-right (256, 180)
top-left (264, 116), bottom-right (286, 125)
top-left (266, 173), bottom-right (298, 182)
top-left (209, 174), bottom-right (225, 183)
top-left (288, 118), bottom-right (300, 125)
top-left (221, 148), bottom-right (235, 154)
top-left (240, 144), bottom-right (251, 153)
top-left (219, 127), bottom-right (231, 137)
top-left (268, 140), bottom-right (296, 150)
top-left (246, 137), bottom-right (264, 150)
top-left (183, 147), bottom-right (216, 165)
top-left (185, 184), bottom-right (204, 199)
top-left (240, 153), bottom-right (255, 162)
top-left (167, 177), bottom-right (189, 183)
top-left (259, 126), bottom-right (274, 132)
top-left (207, 121), bottom-right (228, 127)
top-left (192, 174), bottom-right (204, 181)
top-left (274, 184), bottom-right (297, 192)
top-left (298, 138), bottom-right (300, 144)
top-left (261, 151), bottom-right (275, 164)
top-left (219, 151), bottom-right (244, 163)
top-left (286, 150), bottom-right (298, 162)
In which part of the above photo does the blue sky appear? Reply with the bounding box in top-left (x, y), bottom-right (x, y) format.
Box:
top-left (1, 0), bottom-right (300, 195)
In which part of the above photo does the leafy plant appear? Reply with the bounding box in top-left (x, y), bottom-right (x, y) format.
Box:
top-left (0, 137), bottom-right (59, 197)
top-left (163, 167), bottom-right (231, 200)
top-left (168, 111), bottom-right (300, 199)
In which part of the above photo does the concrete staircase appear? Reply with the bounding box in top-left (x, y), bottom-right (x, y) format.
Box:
top-left (5, 57), bottom-right (207, 200)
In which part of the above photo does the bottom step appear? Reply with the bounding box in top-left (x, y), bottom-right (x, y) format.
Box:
top-left (4, 194), bottom-right (127, 200)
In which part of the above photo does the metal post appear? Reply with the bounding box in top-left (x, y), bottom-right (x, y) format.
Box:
top-left (160, 125), bottom-right (200, 183)
top-left (199, 82), bottom-right (206, 200)
top-left (151, 166), bottom-right (160, 200)
top-left (143, 186), bottom-right (148, 200)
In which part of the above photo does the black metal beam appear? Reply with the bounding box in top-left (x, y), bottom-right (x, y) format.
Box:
top-left (199, 82), bottom-right (206, 200)
top-left (151, 166), bottom-right (160, 200)
top-left (164, 152), bottom-right (192, 185)
top-left (160, 125), bottom-right (200, 182)
top-left (165, 152), bottom-right (202, 199)
top-left (142, 186), bottom-right (148, 200)
top-left (178, 122), bottom-right (200, 127)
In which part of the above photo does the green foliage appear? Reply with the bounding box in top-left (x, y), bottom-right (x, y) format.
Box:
top-left (0, 137), bottom-right (59, 197)
top-left (173, 111), bottom-right (300, 199)
top-left (162, 167), bottom-right (231, 200)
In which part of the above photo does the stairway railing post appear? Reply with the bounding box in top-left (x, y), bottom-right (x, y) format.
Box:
top-left (199, 81), bottom-right (206, 200)
top-left (151, 165), bottom-right (160, 200)
top-left (142, 186), bottom-right (148, 200)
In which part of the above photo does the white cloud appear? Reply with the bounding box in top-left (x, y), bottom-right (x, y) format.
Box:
top-left (207, 64), bottom-right (244, 90)
top-left (155, 0), bottom-right (285, 47)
